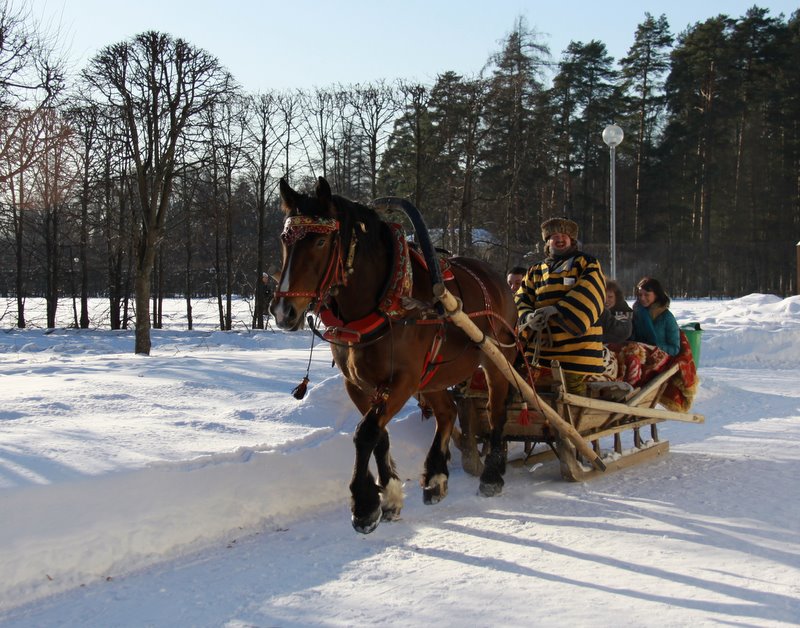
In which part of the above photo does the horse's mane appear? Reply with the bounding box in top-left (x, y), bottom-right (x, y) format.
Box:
top-left (289, 184), bottom-right (388, 259)
top-left (330, 194), bottom-right (386, 257)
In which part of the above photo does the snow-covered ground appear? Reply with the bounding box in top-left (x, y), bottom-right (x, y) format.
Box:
top-left (1, 294), bottom-right (798, 627)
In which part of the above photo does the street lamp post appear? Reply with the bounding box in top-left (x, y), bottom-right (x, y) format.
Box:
top-left (602, 124), bottom-right (624, 280)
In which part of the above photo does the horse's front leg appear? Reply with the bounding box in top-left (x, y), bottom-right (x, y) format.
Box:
top-left (373, 425), bottom-right (404, 522)
top-left (346, 381), bottom-right (408, 534)
top-left (418, 389), bottom-right (458, 504)
top-left (479, 365), bottom-right (511, 497)
top-left (350, 406), bottom-right (384, 533)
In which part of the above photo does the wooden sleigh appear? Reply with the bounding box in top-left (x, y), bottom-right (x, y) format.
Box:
top-left (364, 198), bottom-right (704, 487)
top-left (452, 360), bottom-right (704, 481)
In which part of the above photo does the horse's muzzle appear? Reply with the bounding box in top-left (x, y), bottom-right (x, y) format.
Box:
top-left (270, 297), bottom-right (307, 331)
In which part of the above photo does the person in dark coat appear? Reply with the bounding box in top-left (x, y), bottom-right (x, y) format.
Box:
top-left (599, 279), bottom-right (633, 344)
top-left (506, 266), bottom-right (527, 293)
top-left (261, 272), bottom-right (274, 320)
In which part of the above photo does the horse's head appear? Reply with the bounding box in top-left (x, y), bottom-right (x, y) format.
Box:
top-left (270, 177), bottom-right (341, 330)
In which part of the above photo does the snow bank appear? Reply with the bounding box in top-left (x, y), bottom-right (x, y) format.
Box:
top-left (1, 438), bottom-right (354, 608)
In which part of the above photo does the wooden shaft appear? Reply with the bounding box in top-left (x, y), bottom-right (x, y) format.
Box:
top-left (433, 284), bottom-right (607, 472)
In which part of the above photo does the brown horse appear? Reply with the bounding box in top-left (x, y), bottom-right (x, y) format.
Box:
top-left (270, 177), bottom-right (518, 533)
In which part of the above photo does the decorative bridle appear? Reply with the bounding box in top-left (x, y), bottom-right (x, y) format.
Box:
top-left (274, 215), bottom-right (358, 313)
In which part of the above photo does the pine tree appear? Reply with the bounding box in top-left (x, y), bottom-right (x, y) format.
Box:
top-left (481, 17), bottom-right (550, 260)
top-left (552, 40), bottom-right (620, 245)
top-left (620, 13), bottom-right (673, 243)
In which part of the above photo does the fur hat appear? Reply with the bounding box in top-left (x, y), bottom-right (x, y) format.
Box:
top-left (541, 217), bottom-right (578, 242)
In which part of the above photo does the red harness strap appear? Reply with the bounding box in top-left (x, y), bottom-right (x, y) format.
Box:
top-left (408, 248), bottom-right (455, 282)
top-left (319, 309), bottom-right (388, 344)
top-left (417, 309), bottom-right (494, 391)
top-left (317, 223), bottom-right (411, 345)
top-left (419, 325), bottom-right (446, 389)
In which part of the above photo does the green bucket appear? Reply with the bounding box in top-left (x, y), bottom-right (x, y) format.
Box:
top-left (680, 323), bottom-right (702, 366)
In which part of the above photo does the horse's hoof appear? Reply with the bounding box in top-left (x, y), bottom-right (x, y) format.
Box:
top-left (422, 473), bottom-right (448, 505)
top-left (352, 506), bottom-right (382, 534)
top-left (381, 506), bottom-right (402, 522)
top-left (380, 477), bottom-right (405, 518)
top-left (423, 480), bottom-right (448, 505)
top-left (479, 480), bottom-right (503, 497)
top-left (423, 488), bottom-right (442, 504)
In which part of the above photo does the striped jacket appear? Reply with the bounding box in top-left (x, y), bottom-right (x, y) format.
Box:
top-left (515, 251), bottom-right (606, 375)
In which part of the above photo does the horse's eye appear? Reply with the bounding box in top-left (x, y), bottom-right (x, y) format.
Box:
top-left (315, 236), bottom-right (327, 248)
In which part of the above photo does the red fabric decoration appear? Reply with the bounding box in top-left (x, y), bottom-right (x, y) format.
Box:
top-left (614, 331), bottom-right (698, 412)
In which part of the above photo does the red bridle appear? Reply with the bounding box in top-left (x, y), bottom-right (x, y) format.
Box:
top-left (274, 216), bottom-right (347, 308)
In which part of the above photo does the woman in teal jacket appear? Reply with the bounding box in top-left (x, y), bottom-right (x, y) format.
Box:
top-left (631, 276), bottom-right (680, 356)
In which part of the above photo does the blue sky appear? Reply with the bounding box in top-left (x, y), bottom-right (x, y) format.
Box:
top-left (32, 0), bottom-right (798, 91)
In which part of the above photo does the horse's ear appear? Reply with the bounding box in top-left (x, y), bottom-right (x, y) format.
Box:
top-left (279, 177), bottom-right (298, 215)
top-left (315, 177), bottom-right (332, 202)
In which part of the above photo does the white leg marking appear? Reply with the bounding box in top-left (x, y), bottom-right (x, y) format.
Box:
top-left (424, 473), bottom-right (448, 492)
top-left (381, 477), bottom-right (405, 513)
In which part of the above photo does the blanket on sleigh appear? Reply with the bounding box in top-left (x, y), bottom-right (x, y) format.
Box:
top-left (615, 330), bottom-right (698, 412)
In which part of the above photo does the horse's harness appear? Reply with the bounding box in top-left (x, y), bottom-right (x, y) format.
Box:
top-left (276, 213), bottom-right (504, 389)
top-left (275, 215), bottom-right (347, 302)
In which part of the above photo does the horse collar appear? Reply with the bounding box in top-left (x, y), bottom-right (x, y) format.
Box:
top-left (319, 222), bottom-right (413, 345)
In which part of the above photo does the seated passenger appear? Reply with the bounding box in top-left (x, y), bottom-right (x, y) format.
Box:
top-left (506, 266), bottom-right (527, 293)
top-left (617, 276), bottom-right (681, 388)
top-left (599, 279), bottom-right (632, 345)
top-left (631, 276), bottom-right (680, 355)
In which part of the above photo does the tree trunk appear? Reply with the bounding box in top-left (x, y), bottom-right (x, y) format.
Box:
top-left (184, 185), bottom-right (194, 331)
top-left (79, 154), bottom-right (91, 329)
top-left (13, 173), bottom-right (27, 329)
top-left (134, 233), bottom-right (157, 354)
top-left (134, 268), bottom-right (152, 354)
top-left (44, 208), bottom-right (59, 329)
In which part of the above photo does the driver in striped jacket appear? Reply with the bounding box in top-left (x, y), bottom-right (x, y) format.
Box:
top-left (514, 217), bottom-right (606, 395)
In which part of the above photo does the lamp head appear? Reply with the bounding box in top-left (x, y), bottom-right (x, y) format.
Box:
top-left (602, 124), bottom-right (624, 148)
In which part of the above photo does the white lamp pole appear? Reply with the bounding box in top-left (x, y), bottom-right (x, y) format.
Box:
top-left (602, 124), bottom-right (624, 279)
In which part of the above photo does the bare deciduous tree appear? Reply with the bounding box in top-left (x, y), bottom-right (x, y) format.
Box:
top-left (202, 91), bottom-right (248, 330)
top-left (349, 80), bottom-right (400, 199)
top-left (297, 87), bottom-right (338, 179)
top-left (0, 0), bottom-right (66, 327)
top-left (245, 91), bottom-right (283, 329)
top-left (82, 31), bottom-right (232, 354)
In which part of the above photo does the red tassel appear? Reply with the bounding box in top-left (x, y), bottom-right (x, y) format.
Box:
top-left (292, 377), bottom-right (309, 400)
top-left (517, 406), bottom-right (530, 426)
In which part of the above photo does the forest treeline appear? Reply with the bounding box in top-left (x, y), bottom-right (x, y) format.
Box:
top-left (1, 4), bottom-right (798, 343)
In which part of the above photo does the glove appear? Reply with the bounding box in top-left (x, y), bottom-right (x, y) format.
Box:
top-left (519, 306), bottom-right (558, 333)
